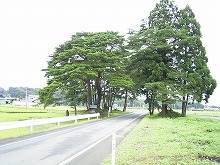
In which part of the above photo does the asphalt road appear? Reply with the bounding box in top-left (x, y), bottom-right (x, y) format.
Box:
top-left (0, 111), bottom-right (147, 165)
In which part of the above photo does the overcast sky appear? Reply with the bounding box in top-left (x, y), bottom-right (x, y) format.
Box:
top-left (0, 0), bottom-right (219, 106)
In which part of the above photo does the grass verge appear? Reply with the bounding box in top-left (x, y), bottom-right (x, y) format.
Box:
top-left (102, 114), bottom-right (220, 165)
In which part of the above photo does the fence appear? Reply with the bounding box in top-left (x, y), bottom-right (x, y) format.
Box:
top-left (0, 113), bottom-right (100, 132)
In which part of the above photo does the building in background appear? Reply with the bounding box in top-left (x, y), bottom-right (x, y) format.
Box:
top-left (12, 95), bottom-right (39, 106)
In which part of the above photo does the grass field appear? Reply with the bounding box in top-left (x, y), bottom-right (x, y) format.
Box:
top-left (187, 110), bottom-right (220, 117)
top-left (0, 105), bottom-right (82, 122)
top-left (0, 105), bottom-right (85, 139)
top-left (0, 105), bottom-right (127, 140)
top-left (103, 112), bottom-right (220, 165)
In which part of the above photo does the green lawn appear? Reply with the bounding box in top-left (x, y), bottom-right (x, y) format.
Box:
top-left (0, 105), bottom-right (82, 122)
top-left (0, 105), bottom-right (128, 140)
top-left (103, 112), bottom-right (220, 165)
top-left (187, 110), bottom-right (220, 117)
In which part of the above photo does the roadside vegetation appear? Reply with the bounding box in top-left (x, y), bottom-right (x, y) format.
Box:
top-left (37, 0), bottom-right (216, 118)
top-left (103, 111), bottom-right (220, 165)
top-left (0, 105), bottom-right (127, 140)
top-left (187, 110), bottom-right (220, 117)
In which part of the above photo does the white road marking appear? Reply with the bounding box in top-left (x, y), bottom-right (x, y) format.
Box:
top-left (58, 111), bottom-right (147, 165)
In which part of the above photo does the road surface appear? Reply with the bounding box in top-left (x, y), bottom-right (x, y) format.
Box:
top-left (0, 111), bottom-right (147, 165)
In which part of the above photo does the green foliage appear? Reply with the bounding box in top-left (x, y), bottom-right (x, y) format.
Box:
top-left (174, 5), bottom-right (214, 100)
top-left (38, 84), bottom-right (59, 108)
top-left (173, 5), bottom-right (216, 116)
top-left (4, 87), bottom-right (40, 98)
top-left (128, 0), bottom-right (216, 116)
top-left (129, 0), bottom-right (181, 116)
top-left (40, 0), bottom-right (216, 117)
top-left (41, 31), bottom-right (133, 110)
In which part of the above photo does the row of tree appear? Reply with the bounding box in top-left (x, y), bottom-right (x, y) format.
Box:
top-left (39, 0), bottom-right (216, 117)
top-left (0, 87), bottom-right (40, 99)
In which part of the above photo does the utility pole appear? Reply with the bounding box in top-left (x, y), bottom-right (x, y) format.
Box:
top-left (26, 87), bottom-right (28, 109)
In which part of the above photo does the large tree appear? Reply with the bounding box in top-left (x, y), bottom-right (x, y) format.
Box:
top-left (129, 0), bottom-right (180, 116)
top-left (129, 0), bottom-right (216, 117)
top-left (40, 31), bottom-right (131, 111)
top-left (174, 5), bottom-right (217, 116)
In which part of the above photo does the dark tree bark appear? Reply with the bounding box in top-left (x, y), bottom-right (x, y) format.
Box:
top-left (149, 101), bottom-right (155, 115)
top-left (181, 94), bottom-right (189, 117)
top-left (108, 87), bottom-right (113, 112)
top-left (123, 88), bottom-right (128, 112)
top-left (162, 102), bottom-right (168, 117)
top-left (95, 72), bottom-right (102, 109)
top-left (74, 105), bottom-right (77, 116)
top-left (86, 79), bottom-right (92, 109)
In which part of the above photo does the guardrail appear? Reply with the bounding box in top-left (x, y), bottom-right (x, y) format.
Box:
top-left (0, 113), bottom-right (100, 132)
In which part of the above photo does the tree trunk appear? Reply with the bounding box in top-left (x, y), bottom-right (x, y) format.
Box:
top-left (110, 88), bottom-right (117, 112)
top-left (123, 88), bottom-right (128, 112)
top-left (152, 100), bottom-right (155, 115)
top-left (108, 88), bottom-right (113, 113)
top-left (181, 96), bottom-right (186, 117)
top-left (149, 102), bottom-right (153, 115)
top-left (74, 105), bottom-right (77, 116)
top-left (149, 100), bottom-right (155, 115)
top-left (102, 83), bottom-right (106, 109)
top-left (96, 72), bottom-right (102, 109)
top-left (162, 102), bottom-right (168, 117)
top-left (86, 79), bottom-right (92, 109)
top-left (181, 94), bottom-right (189, 117)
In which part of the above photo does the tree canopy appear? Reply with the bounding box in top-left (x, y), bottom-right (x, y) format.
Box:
top-left (128, 0), bottom-right (216, 116)
top-left (40, 31), bottom-right (133, 112)
top-left (39, 0), bottom-right (216, 117)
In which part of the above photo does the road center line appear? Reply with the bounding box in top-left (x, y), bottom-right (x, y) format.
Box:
top-left (58, 111), bottom-right (147, 165)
